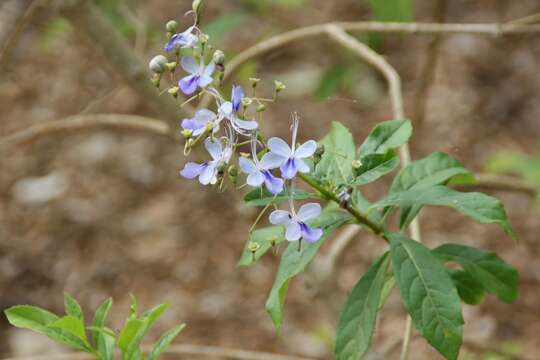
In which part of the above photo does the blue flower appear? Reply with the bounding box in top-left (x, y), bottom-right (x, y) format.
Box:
top-left (164, 26), bottom-right (198, 52)
top-left (218, 85), bottom-right (258, 133)
top-left (180, 138), bottom-right (232, 185)
top-left (269, 202), bottom-right (323, 243)
top-left (238, 137), bottom-right (283, 194)
top-left (181, 108), bottom-right (218, 136)
top-left (261, 114), bottom-right (316, 179)
top-left (178, 56), bottom-right (215, 95)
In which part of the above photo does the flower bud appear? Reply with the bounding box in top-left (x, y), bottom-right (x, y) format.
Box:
top-left (256, 104), bottom-right (266, 112)
top-left (166, 61), bottom-right (177, 72)
top-left (338, 186), bottom-right (353, 209)
top-left (248, 241), bottom-right (260, 253)
top-left (181, 129), bottom-right (193, 139)
top-left (148, 55), bottom-right (168, 74)
top-left (313, 144), bottom-right (325, 164)
top-left (166, 20), bottom-right (178, 33)
top-left (212, 50), bottom-right (226, 66)
top-left (352, 159), bottom-right (362, 169)
top-left (273, 80), bottom-right (286, 93)
top-left (168, 86), bottom-right (179, 98)
top-left (249, 77), bottom-right (261, 88)
top-left (241, 97), bottom-right (253, 107)
top-left (204, 122), bottom-right (215, 131)
top-left (150, 73), bottom-right (161, 88)
top-left (199, 33), bottom-right (209, 44)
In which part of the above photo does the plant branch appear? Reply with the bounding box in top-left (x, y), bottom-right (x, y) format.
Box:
top-left (0, 114), bottom-right (174, 150)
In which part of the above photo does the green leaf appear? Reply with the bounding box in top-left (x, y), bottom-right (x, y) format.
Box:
top-left (243, 187), bottom-right (315, 207)
top-left (368, 0), bottom-right (413, 23)
top-left (387, 152), bottom-right (472, 229)
top-left (314, 65), bottom-right (349, 101)
top-left (265, 210), bottom-right (352, 331)
top-left (91, 298), bottom-right (114, 360)
top-left (373, 185), bottom-right (515, 238)
top-left (124, 304), bottom-right (170, 360)
top-left (358, 119), bottom-right (412, 158)
top-left (5, 305), bottom-right (59, 334)
top-left (449, 270), bottom-right (486, 305)
top-left (335, 253), bottom-right (390, 360)
top-left (351, 150), bottom-right (400, 186)
top-left (434, 244), bottom-right (519, 303)
top-left (238, 226), bottom-right (284, 267)
top-left (48, 316), bottom-right (92, 352)
top-left (314, 121), bottom-right (356, 185)
top-left (378, 272), bottom-right (396, 310)
top-left (389, 233), bottom-right (463, 360)
top-left (147, 324), bottom-right (186, 360)
top-left (64, 293), bottom-right (84, 322)
top-left (118, 318), bottom-right (145, 353)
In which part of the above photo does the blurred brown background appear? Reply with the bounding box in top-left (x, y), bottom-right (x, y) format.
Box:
top-left (1, 0), bottom-right (540, 359)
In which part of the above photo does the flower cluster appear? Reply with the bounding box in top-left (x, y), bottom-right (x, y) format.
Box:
top-left (148, 2), bottom-right (323, 244)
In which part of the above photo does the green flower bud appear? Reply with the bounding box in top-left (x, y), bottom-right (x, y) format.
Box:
top-left (241, 97), bottom-right (253, 107)
top-left (249, 77), bottom-right (261, 88)
top-left (228, 165), bottom-right (238, 178)
top-left (168, 86), bottom-right (179, 98)
top-left (150, 73), bottom-right (161, 88)
top-left (149, 55), bottom-right (168, 74)
top-left (181, 129), bottom-right (193, 138)
top-left (274, 80), bottom-right (286, 93)
top-left (199, 33), bottom-right (209, 44)
top-left (248, 241), bottom-right (260, 253)
top-left (204, 122), bottom-right (215, 131)
top-left (192, 0), bottom-right (203, 15)
top-left (165, 61), bottom-right (177, 72)
top-left (212, 50), bottom-right (225, 66)
top-left (352, 159), bottom-right (362, 169)
top-left (256, 104), bottom-right (266, 112)
top-left (166, 20), bottom-right (178, 33)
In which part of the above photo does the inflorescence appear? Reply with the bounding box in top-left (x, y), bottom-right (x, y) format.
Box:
top-left (148, 1), bottom-right (323, 245)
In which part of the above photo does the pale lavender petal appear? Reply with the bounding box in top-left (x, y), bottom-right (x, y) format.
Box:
top-left (180, 162), bottom-right (206, 179)
top-left (179, 75), bottom-right (199, 95)
top-left (203, 61), bottom-right (216, 77)
top-left (238, 157), bottom-right (258, 174)
top-left (199, 162), bottom-right (216, 185)
top-left (260, 152), bottom-right (286, 170)
top-left (296, 158), bottom-right (310, 173)
top-left (263, 171), bottom-right (284, 195)
top-left (198, 75), bottom-right (214, 88)
top-left (204, 138), bottom-right (222, 160)
top-left (234, 118), bottom-right (258, 130)
top-left (219, 102), bottom-right (233, 118)
top-left (268, 137), bottom-right (292, 157)
top-left (285, 221), bottom-right (302, 241)
top-left (181, 118), bottom-right (205, 136)
top-left (300, 223), bottom-right (323, 243)
top-left (297, 203), bottom-right (322, 222)
top-left (247, 172), bottom-right (265, 187)
top-left (269, 210), bottom-right (291, 225)
top-left (164, 34), bottom-right (181, 52)
top-left (195, 109), bottom-right (216, 122)
top-left (280, 158), bottom-right (297, 179)
top-left (180, 56), bottom-right (199, 74)
top-left (294, 140), bottom-right (317, 158)
top-left (231, 85), bottom-right (244, 112)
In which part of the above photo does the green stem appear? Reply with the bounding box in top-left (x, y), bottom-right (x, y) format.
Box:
top-left (297, 173), bottom-right (385, 238)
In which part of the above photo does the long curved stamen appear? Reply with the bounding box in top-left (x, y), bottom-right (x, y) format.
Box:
top-left (290, 112), bottom-right (299, 152)
top-left (250, 133), bottom-right (260, 167)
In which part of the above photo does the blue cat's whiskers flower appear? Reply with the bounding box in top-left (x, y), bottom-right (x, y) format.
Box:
top-left (180, 137), bottom-right (232, 185)
top-left (178, 56), bottom-right (215, 95)
top-left (164, 26), bottom-right (199, 52)
top-left (181, 108), bottom-right (218, 136)
top-left (238, 135), bottom-right (284, 195)
top-left (261, 113), bottom-right (317, 179)
top-left (269, 201), bottom-right (323, 243)
top-left (218, 85), bottom-right (258, 134)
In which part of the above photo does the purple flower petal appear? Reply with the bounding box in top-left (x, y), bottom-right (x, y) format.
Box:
top-left (219, 102), bottom-right (233, 117)
top-left (199, 162), bottom-right (217, 185)
top-left (268, 137), bottom-right (292, 158)
top-left (260, 152), bottom-right (286, 170)
top-left (203, 62), bottom-right (216, 77)
top-left (238, 157), bottom-right (258, 175)
top-left (297, 203), bottom-right (322, 222)
top-left (300, 223), bottom-right (323, 243)
top-left (180, 56), bottom-right (199, 74)
top-left (280, 158), bottom-right (297, 179)
top-left (180, 162), bottom-right (207, 179)
top-left (164, 34), bottom-right (181, 52)
top-left (263, 170), bottom-right (284, 195)
top-left (269, 210), bottom-right (291, 225)
top-left (294, 140), bottom-right (317, 158)
top-left (296, 158), bottom-right (310, 173)
top-left (234, 118), bottom-right (258, 130)
top-left (198, 75), bottom-right (214, 88)
top-left (231, 85), bottom-right (244, 113)
top-left (179, 75), bottom-right (199, 95)
top-left (204, 138), bottom-right (222, 161)
top-left (181, 118), bottom-right (205, 133)
top-left (285, 221), bottom-right (302, 241)
top-left (247, 172), bottom-right (265, 187)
